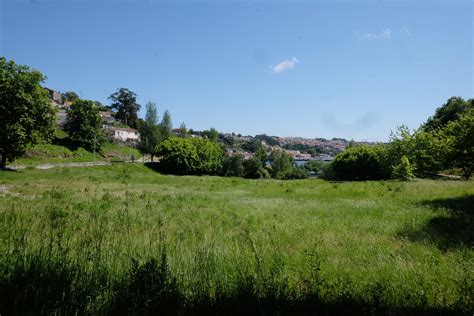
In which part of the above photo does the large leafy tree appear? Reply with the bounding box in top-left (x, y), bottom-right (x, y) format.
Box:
top-left (108, 88), bottom-right (141, 129)
top-left (64, 100), bottom-right (104, 152)
top-left (441, 109), bottom-right (474, 179)
top-left (388, 125), bottom-right (442, 176)
top-left (423, 97), bottom-right (470, 132)
top-left (269, 150), bottom-right (294, 178)
top-left (0, 57), bottom-right (56, 169)
top-left (138, 102), bottom-right (161, 161)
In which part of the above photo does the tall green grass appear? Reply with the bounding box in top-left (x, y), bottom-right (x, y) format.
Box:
top-left (0, 165), bottom-right (472, 314)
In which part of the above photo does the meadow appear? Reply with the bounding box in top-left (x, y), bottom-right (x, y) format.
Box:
top-left (0, 164), bottom-right (472, 314)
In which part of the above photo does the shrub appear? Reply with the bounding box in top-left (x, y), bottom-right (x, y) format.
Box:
top-left (277, 167), bottom-right (308, 180)
top-left (331, 145), bottom-right (390, 181)
top-left (269, 150), bottom-right (294, 178)
top-left (156, 137), bottom-right (224, 175)
top-left (221, 155), bottom-right (245, 177)
top-left (243, 158), bottom-right (270, 179)
top-left (388, 126), bottom-right (442, 176)
top-left (391, 156), bottom-right (414, 181)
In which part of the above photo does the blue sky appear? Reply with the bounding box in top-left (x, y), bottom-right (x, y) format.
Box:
top-left (1, 0), bottom-right (472, 141)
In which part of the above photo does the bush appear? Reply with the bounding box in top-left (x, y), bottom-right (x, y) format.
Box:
top-left (243, 158), bottom-right (270, 179)
top-left (221, 155), bottom-right (245, 177)
top-left (156, 137), bottom-right (224, 175)
top-left (391, 156), bottom-right (415, 181)
top-left (277, 167), bottom-right (308, 180)
top-left (269, 150), bottom-right (294, 178)
top-left (388, 126), bottom-right (442, 176)
top-left (331, 145), bottom-right (390, 181)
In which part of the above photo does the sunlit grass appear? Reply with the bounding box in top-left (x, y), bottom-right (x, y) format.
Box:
top-left (0, 164), bottom-right (472, 314)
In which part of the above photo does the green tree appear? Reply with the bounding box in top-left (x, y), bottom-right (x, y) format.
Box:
top-left (391, 155), bottom-right (415, 181)
top-left (269, 150), bottom-right (294, 178)
top-left (202, 127), bottom-right (219, 142)
top-left (331, 145), bottom-right (389, 181)
top-left (138, 102), bottom-right (160, 161)
top-left (108, 88), bottom-right (141, 129)
top-left (156, 137), bottom-right (223, 175)
top-left (221, 155), bottom-right (245, 177)
top-left (61, 91), bottom-right (80, 104)
top-left (304, 160), bottom-right (326, 173)
top-left (159, 110), bottom-right (173, 142)
top-left (0, 57), bottom-right (56, 168)
top-left (243, 157), bottom-right (270, 179)
top-left (388, 125), bottom-right (442, 176)
top-left (178, 122), bottom-right (188, 137)
top-left (64, 100), bottom-right (104, 152)
top-left (441, 110), bottom-right (474, 179)
top-left (423, 97), bottom-right (470, 132)
top-left (255, 144), bottom-right (267, 165)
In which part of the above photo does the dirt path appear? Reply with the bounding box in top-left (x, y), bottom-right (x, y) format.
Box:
top-left (7, 161), bottom-right (113, 170)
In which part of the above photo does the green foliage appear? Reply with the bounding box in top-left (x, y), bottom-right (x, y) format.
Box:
top-left (424, 97), bottom-right (471, 132)
top-left (221, 154), bottom-right (245, 177)
top-left (241, 139), bottom-right (263, 153)
top-left (392, 156), bottom-right (415, 181)
top-left (242, 157), bottom-right (270, 179)
top-left (283, 143), bottom-right (325, 156)
top-left (178, 122), bottom-right (188, 137)
top-left (64, 100), bottom-right (104, 152)
top-left (277, 167), bottom-right (309, 180)
top-left (388, 126), bottom-right (443, 176)
top-left (159, 110), bottom-right (173, 142)
top-left (108, 88), bottom-right (141, 129)
top-left (156, 137), bottom-right (224, 175)
top-left (441, 110), bottom-right (474, 179)
top-left (138, 102), bottom-right (160, 160)
top-left (269, 150), bottom-right (294, 178)
top-left (61, 91), bottom-right (80, 103)
top-left (202, 127), bottom-right (219, 142)
top-left (0, 57), bottom-right (57, 168)
top-left (254, 134), bottom-right (279, 146)
top-left (331, 145), bottom-right (389, 181)
top-left (255, 144), bottom-right (267, 165)
top-left (304, 160), bottom-right (327, 173)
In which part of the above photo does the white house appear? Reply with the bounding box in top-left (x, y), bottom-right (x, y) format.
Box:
top-left (111, 127), bottom-right (140, 143)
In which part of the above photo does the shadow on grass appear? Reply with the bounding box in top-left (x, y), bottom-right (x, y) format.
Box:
top-left (398, 195), bottom-right (473, 250)
top-left (51, 135), bottom-right (79, 151)
top-left (1, 251), bottom-right (471, 315)
top-left (1, 168), bottom-right (18, 172)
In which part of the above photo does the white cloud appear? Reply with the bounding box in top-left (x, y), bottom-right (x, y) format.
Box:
top-left (270, 57), bottom-right (298, 74)
top-left (363, 29), bottom-right (392, 40)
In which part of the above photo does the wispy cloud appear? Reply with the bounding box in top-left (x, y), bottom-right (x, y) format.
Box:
top-left (270, 57), bottom-right (298, 74)
top-left (363, 29), bottom-right (392, 40)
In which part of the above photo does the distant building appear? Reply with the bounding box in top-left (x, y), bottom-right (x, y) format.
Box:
top-left (99, 111), bottom-right (115, 126)
top-left (111, 127), bottom-right (140, 143)
top-left (44, 87), bottom-right (62, 107)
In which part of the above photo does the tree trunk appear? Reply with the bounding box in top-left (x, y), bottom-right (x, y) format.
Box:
top-left (0, 151), bottom-right (6, 170)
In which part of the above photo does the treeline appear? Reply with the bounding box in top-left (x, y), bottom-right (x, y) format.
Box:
top-left (329, 97), bottom-right (473, 180)
top-left (145, 97), bottom-right (473, 181)
top-left (1, 57), bottom-right (472, 179)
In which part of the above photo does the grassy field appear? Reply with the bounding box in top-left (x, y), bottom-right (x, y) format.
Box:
top-left (0, 164), bottom-right (472, 314)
